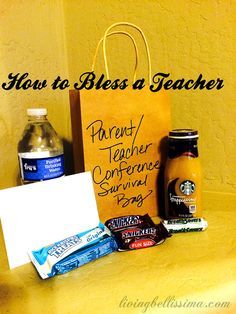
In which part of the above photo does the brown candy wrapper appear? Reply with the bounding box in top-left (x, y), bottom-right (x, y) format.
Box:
top-left (105, 214), bottom-right (154, 233)
top-left (105, 214), bottom-right (171, 251)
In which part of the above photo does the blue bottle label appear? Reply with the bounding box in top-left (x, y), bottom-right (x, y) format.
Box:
top-left (19, 154), bottom-right (65, 181)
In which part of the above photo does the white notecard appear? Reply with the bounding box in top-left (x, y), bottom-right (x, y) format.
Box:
top-left (0, 172), bottom-right (100, 269)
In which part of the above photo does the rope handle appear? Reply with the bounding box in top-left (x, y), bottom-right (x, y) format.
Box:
top-left (92, 31), bottom-right (139, 83)
top-left (102, 22), bottom-right (152, 85)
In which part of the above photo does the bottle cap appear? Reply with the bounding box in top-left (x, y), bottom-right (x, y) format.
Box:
top-left (27, 108), bottom-right (47, 116)
top-left (169, 129), bottom-right (198, 140)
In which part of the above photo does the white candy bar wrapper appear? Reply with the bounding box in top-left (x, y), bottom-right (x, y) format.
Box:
top-left (162, 218), bottom-right (208, 233)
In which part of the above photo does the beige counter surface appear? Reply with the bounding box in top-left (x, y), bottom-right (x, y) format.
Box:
top-left (0, 193), bottom-right (235, 314)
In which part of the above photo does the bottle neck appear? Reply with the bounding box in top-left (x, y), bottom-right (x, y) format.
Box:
top-left (168, 138), bottom-right (199, 159)
top-left (28, 115), bottom-right (48, 122)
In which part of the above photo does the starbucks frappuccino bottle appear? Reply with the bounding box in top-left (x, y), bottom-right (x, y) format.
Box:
top-left (164, 129), bottom-right (202, 219)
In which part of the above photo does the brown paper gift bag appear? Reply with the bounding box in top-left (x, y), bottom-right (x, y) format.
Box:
top-left (70, 22), bottom-right (171, 221)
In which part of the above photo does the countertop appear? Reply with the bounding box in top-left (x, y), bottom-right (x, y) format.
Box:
top-left (0, 192), bottom-right (235, 314)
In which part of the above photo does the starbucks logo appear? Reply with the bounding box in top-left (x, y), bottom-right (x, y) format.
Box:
top-left (179, 180), bottom-right (195, 195)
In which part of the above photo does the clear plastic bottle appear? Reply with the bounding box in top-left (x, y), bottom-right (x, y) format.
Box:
top-left (18, 108), bottom-right (65, 184)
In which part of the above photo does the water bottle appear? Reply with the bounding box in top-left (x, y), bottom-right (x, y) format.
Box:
top-left (18, 108), bottom-right (65, 184)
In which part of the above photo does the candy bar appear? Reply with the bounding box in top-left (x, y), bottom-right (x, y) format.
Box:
top-left (105, 214), bottom-right (154, 233)
top-left (105, 214), bottom-right (170, 251)
top-left (29, 222), bottom-right (117, 279)
top-left (114, 223), bottom-right (170, 251)
top-left (162, 217), bottom-right (208, 233)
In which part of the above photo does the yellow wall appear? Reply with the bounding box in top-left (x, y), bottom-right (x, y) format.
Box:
top-left (0, 0), bottom-right (71, 188)
top-left (0, 1), bottom-right (235, 198)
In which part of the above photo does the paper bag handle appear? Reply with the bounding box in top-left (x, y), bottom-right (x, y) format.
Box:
top-left (103, 22), bottom-right (152, 85)
top-left (92, 31), bottom-right (139, 83)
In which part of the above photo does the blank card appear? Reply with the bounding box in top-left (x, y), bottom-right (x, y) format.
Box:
top-left (0, 172), bottom-right (100, 269)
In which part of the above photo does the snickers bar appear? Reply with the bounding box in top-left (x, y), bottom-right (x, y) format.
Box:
top-left (105, 214), bottom-right (170, 251)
